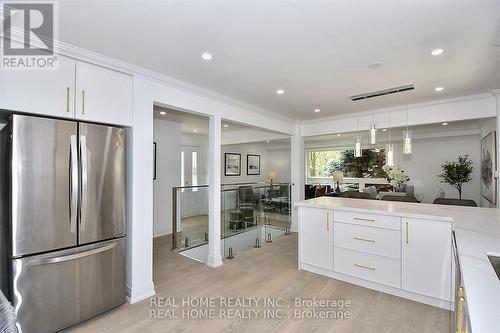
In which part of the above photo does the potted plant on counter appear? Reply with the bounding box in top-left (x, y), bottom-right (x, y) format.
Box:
top-left (438, 154), bottom-right (474, 199)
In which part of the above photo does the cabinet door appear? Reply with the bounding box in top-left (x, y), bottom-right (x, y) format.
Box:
top-left (0, 54), bottom-right (75, 118)
top-left (75, 61), bottom-right (132, 126)
top-left (402, 218), bottom-right (452, 301)
top-left (299, 207), bottom-right (333, 271)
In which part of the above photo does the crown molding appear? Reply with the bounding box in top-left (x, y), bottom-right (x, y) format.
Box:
top-left (2, 30), bottom-right (293, 124)
top-left (301, 92), bottom-right (496, 125)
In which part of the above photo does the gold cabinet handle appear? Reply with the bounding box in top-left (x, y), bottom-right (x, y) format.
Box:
top-left (326, 212), bottom-right (330, 231)
top-left (456, 295), bottom-right (465, 331)
top-left (81, 90), bottom-right (85, 114)
top-left (405, 222), bottom-right (410, 244)
top-left (66, 87), bottom-right (70, 112)
top-left (354, 263), bottom-right (375, 271)
top-left (354, 217), bottom-right (375, 222)
top-left (354, 237), bottom-right (375, 243)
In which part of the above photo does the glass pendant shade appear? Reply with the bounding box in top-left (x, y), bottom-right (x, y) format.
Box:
top-left (369, 124), bottom-right (377, 144)
top-left (354, 137), bottom-right (362, 158)
top-left (386, 144), bottom-right (395, 166)
top-left (403, 130), bottom-right (412, 155)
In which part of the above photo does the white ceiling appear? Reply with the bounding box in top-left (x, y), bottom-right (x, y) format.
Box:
top-left (60, 1), bottom-right (500, 120)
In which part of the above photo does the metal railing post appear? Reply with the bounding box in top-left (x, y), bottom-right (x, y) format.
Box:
top-left (172, 187), bottom-right (177, 250)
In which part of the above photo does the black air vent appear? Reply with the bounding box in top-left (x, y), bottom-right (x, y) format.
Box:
top-left (351, 84), bottom-right (414, 101)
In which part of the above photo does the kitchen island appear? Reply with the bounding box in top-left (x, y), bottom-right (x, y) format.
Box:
top-left (296, 197), bottom-right (500, 333)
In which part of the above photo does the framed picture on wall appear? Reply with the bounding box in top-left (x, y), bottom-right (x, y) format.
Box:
top-left (153, 142), bottom-right (157, 180)
top-left (247, 154), bottom-right (261, 175)
top-left (225, 153), bottom-right (241, 176)
top-left (481, 131), bottom-right (497, 204)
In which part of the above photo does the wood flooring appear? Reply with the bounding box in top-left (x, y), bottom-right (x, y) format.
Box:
top-left (64, 233), bottom-right (451, 333)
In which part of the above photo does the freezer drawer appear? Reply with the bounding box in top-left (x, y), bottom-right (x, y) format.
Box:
top-left (12, 238), bottom-right (126, 333)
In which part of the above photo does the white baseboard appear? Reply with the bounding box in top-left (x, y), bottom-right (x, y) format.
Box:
top-left (126, 281), bottom-right (156, 304)
top-left (300, 263), bottom-right (453, 311)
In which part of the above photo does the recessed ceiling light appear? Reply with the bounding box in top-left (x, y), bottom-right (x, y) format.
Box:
top-left (276, 89), bottom-right (284, 95)
top-left (159, 111), bottom-right (166, 115)
top-left (201, 52), bottom-right (212, 60)
top-left (223, 124), bottom-right (229, 128)
top-left (193, 129), bottom-right (198, 132)
top-left (382, 128), bottom-right (387, 132)
top-left (314, 109), bottom-right (321, 113)
top-left (336, 133), bottom-right (341, 136)
top-left (434, 86), bottom-right (444, 92)
top-left (442, 122), bottom-right (448, 126)
top-left (431, 48), bottom-right (444, 56)
top-left (266, 140), bottom-right (270, 143)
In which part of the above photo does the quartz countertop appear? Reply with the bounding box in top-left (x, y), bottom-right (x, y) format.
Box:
top-left (296, 197), bottom-right (500, 333)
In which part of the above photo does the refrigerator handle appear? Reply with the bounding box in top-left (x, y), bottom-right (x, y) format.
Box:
top-left (26, 242), bottom-right (117, 266)
top-left (69, 135), bottom-right (78, 233)
top-left (80, 135), bottom-right (88, 231)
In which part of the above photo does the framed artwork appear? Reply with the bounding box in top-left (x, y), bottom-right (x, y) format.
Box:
top-left (481, 131), bottom-right (496, 203)
top-left (247, 154), bottom-right (261, 175)
top-left (153, 142), bottom-right (157, 180)
top-left (225, 153), bottom-right (241, 176)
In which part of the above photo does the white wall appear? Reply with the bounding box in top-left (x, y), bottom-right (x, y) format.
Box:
top-left (153, 118), bottom-right (181, 237)
top-left (221, 143), bottom-right (269, 184)
top-left (394, 135), bottom-right (481, 204)
top-left (153, 118), bottom-right (211, 237)
top-left (301, 94), bottom-right (497, 137)
top-left (479, 118), bottom-right (497, 207)
top-left (267, 148), bottom-right (291, 183)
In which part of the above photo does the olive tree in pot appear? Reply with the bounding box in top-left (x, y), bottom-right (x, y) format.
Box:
top-left (438, 154), bottom-right (474, 199)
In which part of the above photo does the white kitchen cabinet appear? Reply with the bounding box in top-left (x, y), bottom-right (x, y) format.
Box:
top-left (0, 55), bottom-right (76, 118)
top-left (402, 217), bottom-right (452, 301)
top-left (75, 61), bottom-right (132, 126)
top-left (298, 207), bottom-right (333, 271)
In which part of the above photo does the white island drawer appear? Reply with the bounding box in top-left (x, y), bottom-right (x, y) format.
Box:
top-left (334, 247), bottom-right (401, 288)
top-left (334, 222), bottom-right (401, 259)
top-left (334, 210), bottom-right (400, 230)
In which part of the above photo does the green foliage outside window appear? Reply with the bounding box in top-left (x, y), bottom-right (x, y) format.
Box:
top-left (308, 149), bottom-right (387, 178)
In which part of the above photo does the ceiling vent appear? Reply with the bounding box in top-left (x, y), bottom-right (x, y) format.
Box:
top-left (351, 84), bottom-right (414, 101)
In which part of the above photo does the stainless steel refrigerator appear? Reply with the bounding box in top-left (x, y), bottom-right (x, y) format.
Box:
top-left (0, 115), bottom-right (127, 333)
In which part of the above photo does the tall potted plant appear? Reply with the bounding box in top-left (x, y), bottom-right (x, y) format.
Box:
top-left (438, 154), bottom-right (474, 199)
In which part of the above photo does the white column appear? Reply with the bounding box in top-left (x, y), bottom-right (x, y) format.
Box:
top-left (290, 123), bottom-right (304, 232)
top-left (207, 114), bottom-right (223, 268)
top-left (127, 76), bottom-right (155, 303)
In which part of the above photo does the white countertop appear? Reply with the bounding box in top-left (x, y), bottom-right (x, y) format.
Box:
top-left (296, 197), bottom-right (500, 333)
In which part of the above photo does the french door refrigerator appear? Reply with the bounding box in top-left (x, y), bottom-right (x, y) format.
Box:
top-left (0, 115), bottom-right (127, 333)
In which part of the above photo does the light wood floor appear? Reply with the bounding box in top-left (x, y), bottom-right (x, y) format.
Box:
top-left (65, 233), bottom-right (451, 333)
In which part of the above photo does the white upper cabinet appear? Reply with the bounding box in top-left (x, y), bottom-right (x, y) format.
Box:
top-left (0, 55), bottom-right (76, 118)
top-left (402, 218), bottom-right (452, 301)
top-left (298, 207), bottom-right (333, 271)
top-left (75, 61), bottom-right (132, 126)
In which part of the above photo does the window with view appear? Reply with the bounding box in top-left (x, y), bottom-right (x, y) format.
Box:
top-left (307, 148), bottom-right (387, 178)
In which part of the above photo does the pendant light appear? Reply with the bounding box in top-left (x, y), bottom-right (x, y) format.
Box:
top-left (354, 137), bottom-right (362, 157)
top-left (354, 113), bottom-right (362, 157)
top-left (386, 111), bottom-right (394, 166)
top-left (369, 107), bottom-right (377, 144)
top-left (403, 97), bottom-right (412, 155)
